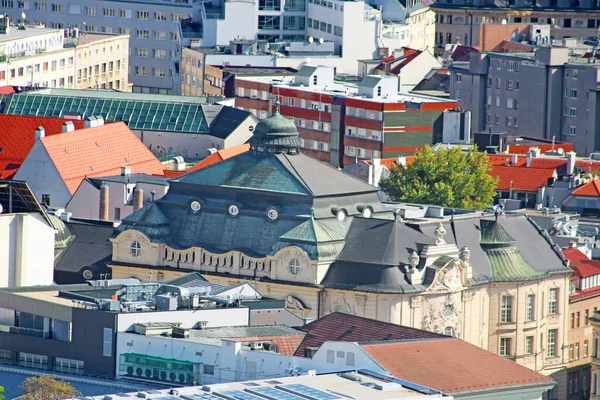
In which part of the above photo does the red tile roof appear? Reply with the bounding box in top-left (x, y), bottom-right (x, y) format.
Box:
top-left (490, 165), bottom-right (556, 192)
top-left (361, 338), bottom-right (554, 395)
top-left (185, 144), bottom-right (250, 173)
top-left (0, 86), bottom-right (15, 94)
top-left (293, 312), bottom-right (445, 357)
top-left (374, 48), bottom-right (421, 74)
top-left (507, 143), bottom-right (573, 154)
top-left (563, 248), bottom-right (600, 279)
top-left (228, 335), bottom-right (305, 356)
top-left (570, 179), bottom-right (600, 197)
top-left (450, 45), bottom-right (478, 61)
top-left (39, 122), bottom-right (165, 194)
top-left (0, 115), bottom-right (86, 179)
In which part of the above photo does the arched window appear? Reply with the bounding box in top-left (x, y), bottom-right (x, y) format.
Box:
top-left (130, 241), bottom-right (142, 257)
top-left (289, 258), bottom-right (301, 275)
top-left (443, 326), bottom-right (455, 337)
top-left (335, 304), bottom-right (350, 314)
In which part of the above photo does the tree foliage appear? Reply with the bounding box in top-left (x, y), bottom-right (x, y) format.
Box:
top-left (20, 376), bottom-right (80, 400)
top-left (0, 385), bottom-right (4, 400)
top-left (379, 145), bottom-right (498, 210)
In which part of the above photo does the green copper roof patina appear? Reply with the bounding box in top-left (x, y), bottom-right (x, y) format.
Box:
top-left (48, 213), bottom-right (72, 249)
top-left (271, 218), bottom-right (346, 261)
top-left (117, 202), bottom-right (171, 241)
top-left (480, 219), bottom-right (546, 281)
top-left (249, 99), bottom-right (302, 154)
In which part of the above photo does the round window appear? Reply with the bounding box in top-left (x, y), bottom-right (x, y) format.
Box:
top-left (130, 240), bottom-right (142, 257)
top-left (337, 209), bottom-right (347, 222)
top-left (267, 208), bottom-right (279, 220)
top-left (190, 200), bottom-right (202, 212)
top-left (443, 304), bottom-right (454, 317)
top-left (289, 258), bottom-right (301, 275)
top-left (82, 269), bottom-right (93, 280)
top-left (363, 207), bottom-right (373, 218)
top-left (228, 205), bottom-right (239, 216)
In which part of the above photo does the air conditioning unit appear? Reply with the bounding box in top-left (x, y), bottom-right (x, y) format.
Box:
top-left (249, 341), bottom-right (264, 350)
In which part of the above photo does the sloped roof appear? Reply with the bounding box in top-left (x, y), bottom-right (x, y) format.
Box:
top-left (273, 218), bottom-right (346, 261)
top-left (507, 143), bottom-right (573, 154)
top-left (293, 312), bottom-right (444, 357)
top-left (450, 45), bottom-right (478, 61)
top-left (208, 106), bottom-right (253, 139)
top-left (296, 65), bottom-right (318, 77)
top-left (39, 122), bottom-right (165, 194)
top-left (563, 248), bottom-right (600, 279)
top-left (571, 179), bottom-right (600, 197)
top-left (374, 49), bottom-right (421, 75)
top-left (185, 144), bottom-right (250, 174)
top-left (490, 165), bottom-right (555, 192)
top-left (412, 71), bottom-right (450, 93)
top-left (361, 338), bottom-right (554, 395)
top-left (0, 115), bottom-right (85, 179)
top-left (117, 202), bottom-right (171, 240)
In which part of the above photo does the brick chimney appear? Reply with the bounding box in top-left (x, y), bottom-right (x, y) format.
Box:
top-left (99, 181), bottom-right (109, 220)
top-left (133, 187), bottom-right (143, 212)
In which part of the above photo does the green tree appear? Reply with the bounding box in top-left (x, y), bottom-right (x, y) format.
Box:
top-left (1, 385), bottom-right (5, 400)
top-left (20, 376), bottom-right (80, 400)
top-left (380, 145), bottom-right (498, 210)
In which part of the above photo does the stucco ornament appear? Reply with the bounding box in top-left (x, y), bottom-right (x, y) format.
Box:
top-left (428, 260), bottom-right (465, 293)
top-left (279, 248), bottom-right (307, 275)
top-left (408, 251), bottom-right (420, 270)
top-left (421, 294), bottom-right (462, 337)
top-left (330, 293), bottom-right (353, 315)
top-left (459, 246), bottom-right (470, 264)
top-left (285, 294), bottom-right (311, 317)
top-left (435, 222), bottom-right (447, 246)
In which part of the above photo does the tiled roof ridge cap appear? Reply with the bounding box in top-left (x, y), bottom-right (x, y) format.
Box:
top-left (359, 336), bottom-right (453, 345)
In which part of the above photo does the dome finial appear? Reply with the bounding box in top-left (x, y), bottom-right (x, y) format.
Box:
top-left (274, 96), bottom-right (281, 114)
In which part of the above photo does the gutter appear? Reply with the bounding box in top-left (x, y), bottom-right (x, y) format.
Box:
top-left (448, 380), bottom-right (556, 398)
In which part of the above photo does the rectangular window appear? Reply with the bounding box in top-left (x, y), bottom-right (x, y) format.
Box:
top-left (85, 5), bottom-right (96, 15)
top-left (155, 12), bottom-right (167, 21)
top-left (119, 9), bottom-right (132, 18)
top-left (136, 48), bottom-right (148, 57)
top-left (548, 329), bottom-right (557, 357)
top-left (585, 340), bottom-right (589, 358)
top-left (51, 3), bottom-right (63, 12)
top-left (500, 295), bottom-right (512, 323)
top-left (526, 294), bottom-right (535, 321)
top-left (496, 78), bottom-right (501, 88)
top-left (548, 288), bottom-right (558, 314)
top-left (456, 73), bottom-right (462, 83)
top-left (326, 349), bottom-right (334, 363)
top-left (136, 29), bottom-right (149, 39)
top-left (103, 8), bottom-right (115, 17)
top-left (500, 337), bottom-right (511, 356)
top-left (102, 328), bottom-right (113, 357)
top-left (525, 336), bottom-right (534, 354)
top-left (576, 342), bottom-right (580, 359)
top-left (137, 10), bottom-right (149, 20)
top-left (577, 311), bottom-right (581, 327)
top-left (506, 80), bottom-right (513, 90)
top-left (258, 16), bottom-right (281, 30)
top-left (569, 107), bottom-right (577, 117)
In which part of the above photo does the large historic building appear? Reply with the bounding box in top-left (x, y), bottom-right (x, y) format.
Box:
top-left (107, 104), bottom-right (572, 397)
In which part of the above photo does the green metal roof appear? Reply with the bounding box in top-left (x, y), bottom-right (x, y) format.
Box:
top-left (279, 218), bottom-right (345, 243)
top-left (117, 202), bottom-right (171, 241)
top-left (4, 91), bottom-right (210, 132)
top-left (176, 152), bottom-right (311, 195)
top-left (480, 219), bottom-right (517, 245)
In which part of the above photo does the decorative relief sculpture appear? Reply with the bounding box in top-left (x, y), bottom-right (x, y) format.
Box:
top-left (421, 294), bottom-right (462, 338)
top-left (459, 246), bottom-right (470, 264)
top-left (435, 222), bottom-right (447, 246)
top-left (428, 261), bottom-right (465, 293)
top-left (285, 294), bottom-right (311, 317)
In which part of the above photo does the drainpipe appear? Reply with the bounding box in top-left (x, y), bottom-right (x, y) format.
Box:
top-left (468, 12), bottom-right (473, 46)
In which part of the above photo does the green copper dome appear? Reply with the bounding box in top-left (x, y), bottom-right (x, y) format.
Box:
top-left (249, 99), bottom-right (302, 156)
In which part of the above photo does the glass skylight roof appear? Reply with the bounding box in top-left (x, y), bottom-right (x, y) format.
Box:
top-left (3, 93), bottom-right (209, 133)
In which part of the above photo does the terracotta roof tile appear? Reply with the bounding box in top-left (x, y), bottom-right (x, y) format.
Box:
top-left (563, 248), bottom-right (600, 279)
top-left (293, 312), bottom-right (445, 357)
top-left (0, 115), bottom-right (85, 178)
top-left (185, 144), bottom-right (250, 173)
top-left (571, 179), bottom-right (600, 197)
top-left (39, 122), bottom-right (165, 194)
top-left (361, 338), bottom-right (554, 394)
top-left (507, 143), bottom-right (573, 154)
top-left (490, 165), bottom-right (556, 192)
top-left (0, 86), bottom-right (15, 94)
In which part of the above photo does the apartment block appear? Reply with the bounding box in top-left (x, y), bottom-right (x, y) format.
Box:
top-left (0, 18), bottom-right (128, 90)
top-left (450, 46), bottom-right (600, 155)
top-left (235, 65), bottom-right (455, 167)
top-left (406, 0), bottom-right (600, 52)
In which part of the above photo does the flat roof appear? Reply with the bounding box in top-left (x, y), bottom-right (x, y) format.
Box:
top-left (0, 26), bottom-right (60, 42)
top-left (23, 88), bottom-right (211, 104)
top-left (84, 372), bottom-right (450, 400)
top-left (239, 75), bottom-right (450, 104)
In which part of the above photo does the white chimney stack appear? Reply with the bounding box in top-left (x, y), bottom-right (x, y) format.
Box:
top-left (566, 151), bottom-right (576, 176)
top-left (121, 166), bottom-right (132, 176)
top-left (62, 121), bottom-right (75, 133)
top-left (34, 126), bottom-right (45, 141)
top-left (511, 154), bottom-right (518, 165)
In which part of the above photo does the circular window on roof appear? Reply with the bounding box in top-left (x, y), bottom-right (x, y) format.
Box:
top-left (443, 304), bottom-right (454, 317)
top-left (228, 204), bottom-right (240, 216)
top-left (249, 125), bottom-right (255, 132)
top-left (190, 200), bottom-right (202, 212)
top-left (267, 208), bottom-right (279, 221)
top-left (337, 209), bottom-right (347, 222)
top-left (363, 207), bottom-right (373, 218)
top-left (82, 269), bottom-right (93, 280)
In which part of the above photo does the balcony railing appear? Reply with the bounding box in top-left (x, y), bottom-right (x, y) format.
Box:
top-left (0, 324), bottom-right (49, 339)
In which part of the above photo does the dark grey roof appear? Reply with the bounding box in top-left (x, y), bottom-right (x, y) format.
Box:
top-left (208, 106), bottom-right (254, 139)
top-left (295, 65), bottom-right (317, 77)
top-left (116, 202), bottom-right (171, 240)
top-left (412, 73), bottom-right (450, 93)
top-left (323, 214), bottom-right (571, 293)
top-left (201, 104), bottom-right (223, 126)
top-left (89, 173), bottom-right (170, 186)
top-left (54, 219), bottom-right (113, 283)
top-left (359, 76), bottom-right (383, 89)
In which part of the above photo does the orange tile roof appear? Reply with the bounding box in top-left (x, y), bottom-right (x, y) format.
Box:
top-left (563, 248), bottom-right (600, 279)
top-left (228, 335), bottom-right (305, 356)
top-left (0, 115), bottom-right (86, 178)
top-left (0, 86), bottom-right (15, 94)
top-left (507, 143), bottom-right (573, 154)
top-left (361, 338), bottom-right (554, 395)
top-left (571, 179), bottom-right (600, 197)
top-left (185, 144), bottom-right (250, 173)
top-left (365, 156), bottom-right (415, 169)
top-left (39, 122), bottom-right (165, 194)
top-left (490, 165), bottom-right (555, 192)
top-left (162, 169), bottom-right (186, 178)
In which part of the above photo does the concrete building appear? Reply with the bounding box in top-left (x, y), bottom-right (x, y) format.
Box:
top-left (405, 0), bottom-right (600, 53)
top-left (0, 180), bottom-right (55, 288)
top-left (0, 17), bottom-right (128, 90)
top-left (2, 89), bottom-right (257, 161)
top-left (235, 65), bottom-right (455, 167)
top-left (367, 48), bottom-right (442, 92)
top-left (0, 273), bottom-right (290, 379)
top-left (450, 46), bottom-right (600, 156)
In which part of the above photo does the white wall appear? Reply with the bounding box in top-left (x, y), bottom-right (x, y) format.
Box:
top-left (398, 50), bottom-right (440, 92)
top-left (223, 115), bottom-right (257, 148)
top-left (66, 180), bottom-right (100, 220)
top-left (138, 130), bottom-right (224, 161)
top-left (0, 213), bottom-right (54, 288)
top-left (216, 1), bottom-right (257, 46)
top-left (14, 139), bottom-right (72, 208)
top-left (116, 306), bottom-right (250, 332)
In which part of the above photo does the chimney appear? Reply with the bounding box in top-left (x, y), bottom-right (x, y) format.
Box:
top-left (121, 166), bottom-right (132, 176)
top-left (511, 154), bottom-right (518, 165)
top-left (62, 121), bottom-right (75, 132)
top-left (566, 151), bottom-right (576, 176)
top-left (34, 126), bottom-right (45, 141)
top-left (396, 155), bottom-right (407, 167)
top-left (526, 148), bottom-right (539, 167)
top-left (96, 116), bottom-right (105, 126)
top-left (569, 240), bottom-right (577, 248)
top-left (133, 187), bottom-right (143, 212)
top-left (84, 116), bottom-right (98, 128)
top-left (99, 181), bottom-right (109, 220)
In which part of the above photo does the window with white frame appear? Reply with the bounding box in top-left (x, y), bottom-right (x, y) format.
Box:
top-left (526, 294), bottom-right (535, 321)
top-left (548, 288), bottom-right (558, 314)
top-left (548, 329), bottom-right (558, 357)
top-left (320, 142), bottom-right (328, 151)
top-left (500, 295), bottom-right (513, 323)
top-left (569, 126), bottom-right (576, 136)
top-left (347, 146), bottom-right (356, 155)
top-left (525, 336), bottom-right (534, 354)
top-left (357, 148), bottom-right (366, 158)
top-left (500, 337), bottom-right (511, 356)
top-left (569, 107), bottom-right (577, 117)
top-left (506, 80), bottom-right (514, 90)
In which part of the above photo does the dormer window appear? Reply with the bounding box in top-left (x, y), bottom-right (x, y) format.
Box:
top-left (130, 241), bottom-right (142, 257)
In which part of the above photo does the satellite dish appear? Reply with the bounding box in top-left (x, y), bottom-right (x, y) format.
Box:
top-left (308, 36), bottom-right (314, 43)
top-left (501, 19), bottom-right (507, 25)
top-left (21, 12), bottom-right (26, 20)
top-left (319, 37), bottom-right (324, 44)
